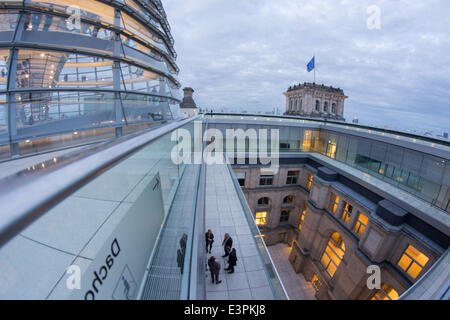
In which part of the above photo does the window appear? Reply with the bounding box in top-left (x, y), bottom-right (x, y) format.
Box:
top-left (286, 170), bottom-right (299, 185)
top-left (255, 212), bottom-right (267, 226)
top-left (371, 283), bottom-right (399, 300)
top-left (324, 101), bottom-right (328, 112)
top-left (315, 100), bottom-right (320, 111)
top-left (236, 171), bottom-right (246, 187)
top-left (354, 212), bottom-right (369, 236)
top-left (307, 174), bottom-right (313, 191)
top-left (331, 103), bottom-right (336, 114)
top-left (280, 142), bottom-right (291, 150)
top-left (280, 210), bottom-right (290, 222)
top-left (326, 141), bottom-right (337, 159)
top-left (321, 232), bottom-right (345, 277)
top-left (283, 195), bottom-right (294, 204)
top-left (328, 193), bottom-right (340, 214)
top-left (341, 202), bottom-right (353, 224)
top-left (311, 274), bottom-right (322, 292)
top-left (397, 245), bottom-right (429, 279)
top-left (298, 208), bottom-right (306, 231)
top-left (257, 197), bottom-right (270, 206)
top-left (259, 175), bottom-right (273, 186)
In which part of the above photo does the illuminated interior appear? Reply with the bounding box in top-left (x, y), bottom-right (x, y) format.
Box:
top-left (353, 212), bottom-right (368, 237)
top-left (341, 202), bottom-right (353, 224)
top-left (328, 193), bottom-right (340, 214)
top-left (371, 283), bottom-right (399, 300)
top-left (298, 208), bottom-right (306, 231)
top-left (397, 245), bottom-right (430, 279)
top-left (255, 211), bottom-right (267, 226)
top-left (321, 232), bottom-right (345, 277)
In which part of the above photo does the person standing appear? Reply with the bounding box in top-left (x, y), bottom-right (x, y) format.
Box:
top-left (207, 256), bottom-right (222, 284)
top-left (222, 233), bottom-right (233, 257)
top-left (225, 247), bottom-right (237, 273)
top-left (205, 229), bottom-right (214, 254)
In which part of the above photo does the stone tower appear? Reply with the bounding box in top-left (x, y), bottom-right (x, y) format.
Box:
top-left (179, 87), bottom-right (198, 118)
top-left (284, 83), bottom-right (347, 121)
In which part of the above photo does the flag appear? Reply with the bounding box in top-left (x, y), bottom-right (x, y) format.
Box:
top-left (307, 56), bottom-right (315, 72)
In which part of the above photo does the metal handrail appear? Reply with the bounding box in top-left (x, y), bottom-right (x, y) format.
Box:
top-left (0, 116), bottom-right (200, 249)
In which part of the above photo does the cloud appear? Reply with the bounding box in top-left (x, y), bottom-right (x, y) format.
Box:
top-left (163, 0), bottom-right (450, 134)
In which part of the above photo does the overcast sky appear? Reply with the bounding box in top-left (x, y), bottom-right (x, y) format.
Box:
top-left (163, 0), bottom-right (450, 135)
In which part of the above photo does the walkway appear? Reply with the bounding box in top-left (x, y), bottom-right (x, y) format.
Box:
top-left (204, 164), bottom-right (276, 300)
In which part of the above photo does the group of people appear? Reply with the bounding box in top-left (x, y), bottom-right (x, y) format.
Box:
top-left (205, 230), bottom-right (238, 285)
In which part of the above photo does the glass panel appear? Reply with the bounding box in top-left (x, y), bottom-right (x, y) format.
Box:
top-left (30, 0), bottom-right (116, 25)
top-left (0, 49), bottom-right (10, 91)
top-left (121, 12), bottom-right (161, 46)
top-left (15, 50), bottom-right (115, 90)
top-left (0, 11), bottom-right (18, 31)
top-left (335, 134), bottom-right (347, 162)
top-left (0, 93), bottom-right (7, 145)
top-left (13, 91), bottom-right (116, 138)
top-left (398, 254), bottom-right (412, 271)
top-left (23, 12), bottom-right (113, 40)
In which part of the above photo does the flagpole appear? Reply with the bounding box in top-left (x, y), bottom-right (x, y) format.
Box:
top-left (314, 54), bottom-right (316, 83)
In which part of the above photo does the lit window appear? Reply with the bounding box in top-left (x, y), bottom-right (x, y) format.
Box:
top-left (397, 245), bottom-right (429, 279)
top-left (298, 208), bottom-right (306, 231)
top-left (283, 195), bottom-right (294, 204)
top-left (371, 283), bottom-right (399, 300)
top-left (326, 141), bottom-right (337, 159)
top-left (341, 202), bottom-right (353, 224)
top-left (257, 197), bottom-right (270, 206)
top-left (311, 274), bottom-right (322, 292)
top-left (259, 175), bottom-right (273, 186)
top-left (302, 130), bottom-right (312, 151)
top-left (354, 212), bottom-right (369, 236)
top-left (328, 193), bottom-right (340, 214)
top-left (280, 210), bottom-right (290, 222)
top-left (307, 174), bottom-right (313, 191)
top-left (321, 232), bottom-right (345, 277)
top-left (286, 170), bottom-right (299, 185)
top-left (255, 212), bottom-right (267, 226)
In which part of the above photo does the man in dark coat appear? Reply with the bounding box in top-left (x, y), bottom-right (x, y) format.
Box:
top-left (225, 246), bottom-right (237, 273)
top-left (222, 233), bottom-right (233, 257)
top-left (207, 256), bottom-right (222, 284)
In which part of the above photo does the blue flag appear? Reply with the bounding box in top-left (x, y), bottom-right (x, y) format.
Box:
top-left (307, 56), bottom-right (315, 72)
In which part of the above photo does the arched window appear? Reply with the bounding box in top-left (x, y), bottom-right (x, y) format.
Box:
top-left (324, 102), bottom-right (328, 112)
top-left (331, 103), bottom-right (336, 114)
top-left (315, 100), bottom-right (320, 112)
top-left (289, 99), bottom-right (293, 111)
top-left (283, 195), bottom-right (294, 204)
top-left (321, 232), bottom-right (345, 277)
top-left (257, 197), bottom-right (270, 206)
top-left (371, 283), bottom-right (399, 300)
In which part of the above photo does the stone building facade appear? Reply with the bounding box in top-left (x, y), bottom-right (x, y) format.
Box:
top-left (284, 83), bottom-right (347, 120)
top-left (233, 163), bottom-right (443, 300)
